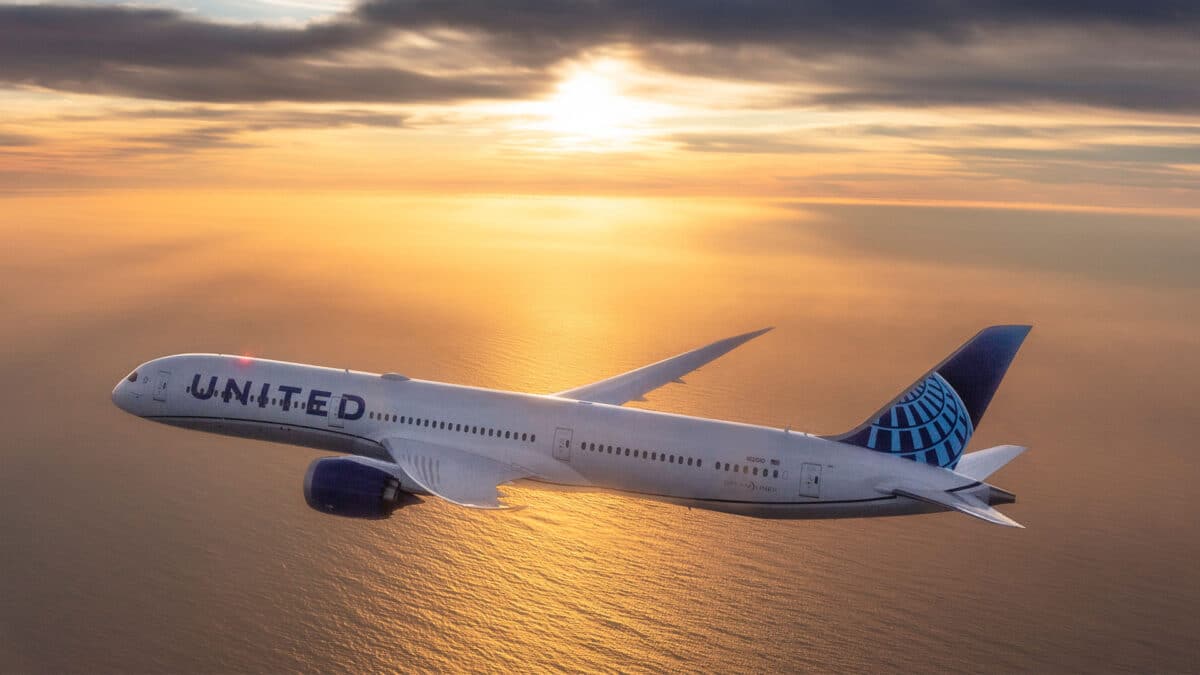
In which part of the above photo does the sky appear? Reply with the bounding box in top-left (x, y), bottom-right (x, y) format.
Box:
top-left (1, 0), bottom-right (1198, 212)
top-left (3, 4), bottom-right (1200, 671)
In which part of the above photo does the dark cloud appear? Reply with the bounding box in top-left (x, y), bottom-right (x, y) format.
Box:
top-left (0, 132), bottom-right (39, 147)
top-left (355, 0), bottom-right (1200, 60)
top-left (106, 108), bottom-right (408, 155)
top-left (669, 133), bottom-right (844, 154)
top-left (0, 1), bottom-right (1197, 110)
top-left (807, 59), bottom-right (1200, 112)
top-left (0, 4), bottom-right (541, 102)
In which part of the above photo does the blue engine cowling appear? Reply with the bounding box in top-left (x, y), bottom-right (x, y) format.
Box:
top-left (303, 457), bottom-right (405, 519)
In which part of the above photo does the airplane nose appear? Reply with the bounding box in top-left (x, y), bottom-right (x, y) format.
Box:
top-left (112, 379), bottom-right (134, 413)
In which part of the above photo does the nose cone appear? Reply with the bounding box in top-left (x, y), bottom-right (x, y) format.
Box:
top-left (112, 370), bottom-right (143, 415)
top-left (111, 380), bottom-right (132, 413)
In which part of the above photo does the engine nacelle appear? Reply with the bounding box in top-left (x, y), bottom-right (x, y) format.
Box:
top-left (303, 457), bottom-right (407, 519)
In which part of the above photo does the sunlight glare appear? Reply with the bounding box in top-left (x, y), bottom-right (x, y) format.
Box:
top-left (529, 61), bottom-right (664, 150)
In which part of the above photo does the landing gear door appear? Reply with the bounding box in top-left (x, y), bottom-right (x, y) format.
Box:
top-left (553, 427), bottom-right (573, 462)
top-left (799, 463), bottom-right (822, 498)
top-left (152, 370), bottom-right (171, 402)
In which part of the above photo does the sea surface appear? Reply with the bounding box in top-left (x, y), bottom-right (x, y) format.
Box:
top-left (1, 192), bottom-right (1198, 672)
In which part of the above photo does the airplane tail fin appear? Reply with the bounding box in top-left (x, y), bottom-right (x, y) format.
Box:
top-left (825, 325), bottom-right (1031, 470)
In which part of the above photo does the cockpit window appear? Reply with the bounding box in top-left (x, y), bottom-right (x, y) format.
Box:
top-left (127, 371), bottom-right (139, 383)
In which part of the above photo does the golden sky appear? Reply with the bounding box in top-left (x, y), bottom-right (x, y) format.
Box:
top-left (1, 1), bottom-right (1198, 214)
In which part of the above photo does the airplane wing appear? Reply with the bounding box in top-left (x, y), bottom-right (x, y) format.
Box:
top-left (553, 327), bottom-right (772, 406)
top-left (891, 486), bottom-right (1024, 528)
top-left (382, 438), bottom-right (530, 509)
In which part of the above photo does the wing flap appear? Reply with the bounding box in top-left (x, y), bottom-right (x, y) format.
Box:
top-left (554, 327), bottom-right (772, 406)
top-left (893, 487), bottom-right (1024, 528)
top-left (382, 438), bottom-right (530, 509)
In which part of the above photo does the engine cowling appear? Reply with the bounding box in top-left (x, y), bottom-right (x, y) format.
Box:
top-left (303, 457), bottom-right (406, 519)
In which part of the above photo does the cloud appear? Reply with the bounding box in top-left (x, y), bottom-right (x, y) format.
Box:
top-left (103, 108), bottom-right (409, 155)
top-left (354, 0), bottom-right (1200, 59)
top-left (0, 132), bottom-right (39, 147)
top-left (0, 0), bottom-right (1197, 112)
top-left (0, 4), bottom-right (541, 102)
top-left (669, 132), bottom-right (846, 154)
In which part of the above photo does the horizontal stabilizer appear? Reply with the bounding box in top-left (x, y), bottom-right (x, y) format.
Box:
top-left (892, 487), bottom-right (1024, 528)
top-left (382, 438), bottom-right (530, 509)
top-left (956, 445), bottom-right (1026, 481)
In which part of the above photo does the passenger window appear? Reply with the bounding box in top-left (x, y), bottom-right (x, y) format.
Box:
top-left (669, 455), bottom-right (675, 463)
top-left (504, 431), bottom-right (510, 439)
top-left (773, 470), bottom-right (779, 478)
top-left (687, 457), bottom-right (693, 466)
top-left (521, 433), bottom-right (527, 441)
top-left (753, 467), bottom-right (759, 476)
top-left (531, 434), bottom-right (536, 442)
top-left (697, 459), bottom-right (702, 468)
top-left (625, 448), bottom-right (630, 456)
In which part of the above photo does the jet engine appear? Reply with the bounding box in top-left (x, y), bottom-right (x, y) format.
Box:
top-left (303, 456), bottom-right (410, 519)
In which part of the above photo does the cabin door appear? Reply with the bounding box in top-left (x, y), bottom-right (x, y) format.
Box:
top-left (553, 427), bottom-right (573, 462)
top-left (152, 370), bottom-right (171, 402)
top-left (799, 463), bottom-right (822, 498)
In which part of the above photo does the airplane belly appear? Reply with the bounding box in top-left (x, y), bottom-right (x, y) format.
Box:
top-left (653, 494), bottom-right (940, 520)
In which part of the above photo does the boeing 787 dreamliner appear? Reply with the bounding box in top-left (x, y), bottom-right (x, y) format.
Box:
top-left (113, 325), bottom-right (1031, 527)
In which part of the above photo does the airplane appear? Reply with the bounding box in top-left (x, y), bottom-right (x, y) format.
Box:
top-left (112, 325), bottom-right (1031, 527)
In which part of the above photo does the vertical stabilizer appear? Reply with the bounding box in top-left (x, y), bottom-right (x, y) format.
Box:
top-left (825, 325), bottom-right (1031, 469)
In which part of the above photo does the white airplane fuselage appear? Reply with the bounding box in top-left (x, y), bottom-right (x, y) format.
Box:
top-left (112, 353), bottom-right (997, 519)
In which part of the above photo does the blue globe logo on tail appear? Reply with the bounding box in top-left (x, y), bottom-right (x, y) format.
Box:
top-left (861, 372), bottom-right (973, 469)
top-left (824, 325), bottom-right (1031, 471)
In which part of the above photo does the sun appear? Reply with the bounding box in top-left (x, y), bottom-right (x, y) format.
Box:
top-left (544, 71), bottom-right (632, 137)
top-left (526, 61), bottom-right (663, 149)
